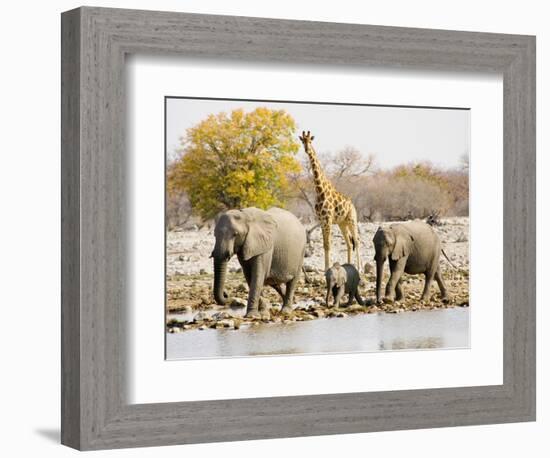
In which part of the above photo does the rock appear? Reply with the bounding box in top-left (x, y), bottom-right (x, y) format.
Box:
top-left (229, 299), bottom-right (246, 309)
top-left (303, 264), bottom-right (315, 273)
top-left (347, 303), bottom-right (363, 311)
top-left (219, 319), bottom-right (235, 329)
top-left (199, 268), bottom-right (207, 275)
top-left (211, 311), bottom-right (233, 320)
top-left (200, 296), bottom-right (211, 306)
top-left (236, 283), bottom-right (248, 293)
top-left (198, 325), bottom-right (208, 330)
top-left (246, 311), bottom-right (262, 320)
top-left (313, 310), bottom-right (325, 318)
top-left (363, 262), bottom-right (374, 274)
top-left (168, 327), bottom-right (181, 333)
top-left (182, 305), bottom-right (193, 313)
top-left (335, 312), bottom-right (348, 318)
top-left (194, 311), bottom-right (211, 322)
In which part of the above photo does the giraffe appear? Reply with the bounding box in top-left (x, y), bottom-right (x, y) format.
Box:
top-left (299, 131), bottom-right (362, 271)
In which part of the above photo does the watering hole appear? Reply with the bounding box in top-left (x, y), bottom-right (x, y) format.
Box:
top-left (166, 307), bottom-right (469, 359)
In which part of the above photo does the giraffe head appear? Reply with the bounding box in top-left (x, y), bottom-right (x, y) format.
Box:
top-left (299, 130), bottom-right (315, 153)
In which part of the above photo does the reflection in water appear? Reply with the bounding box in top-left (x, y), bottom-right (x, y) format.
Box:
top-left (166, 308), bottom-right (469, 360)
top-left (379, 337), bottom-right (443, 351)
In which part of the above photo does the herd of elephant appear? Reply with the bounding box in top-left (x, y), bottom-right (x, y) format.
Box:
top-left (211, 207), bottom-right (451, 319)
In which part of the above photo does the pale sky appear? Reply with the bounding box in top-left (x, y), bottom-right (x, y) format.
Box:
top-left (166, 97), bottom-right (470, 170)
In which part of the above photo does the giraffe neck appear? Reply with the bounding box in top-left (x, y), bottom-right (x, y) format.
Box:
top-left (305, 145), bottom-right (333, 195)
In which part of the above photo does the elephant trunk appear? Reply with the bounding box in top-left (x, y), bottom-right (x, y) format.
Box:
top-left (375, 258), bottom-right (384, 303)
top-left (213, 258), bottom-right (229, 305)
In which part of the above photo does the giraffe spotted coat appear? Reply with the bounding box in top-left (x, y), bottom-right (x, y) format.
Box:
top-left (299, 131), bottom-right (362, 271)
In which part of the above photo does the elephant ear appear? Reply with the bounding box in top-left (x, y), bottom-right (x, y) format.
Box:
top-left (241, 208), bottom-right (277, 261)
top-left (391, 230), bottom-right (414, 261)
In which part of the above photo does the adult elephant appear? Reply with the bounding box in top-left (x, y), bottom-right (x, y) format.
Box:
top-left (211, 207), bottom-right (306, 318)
top-left (373, 221), bottom-right (449, 304)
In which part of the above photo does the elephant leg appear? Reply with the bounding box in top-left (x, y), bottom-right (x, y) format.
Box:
top-left (245, 258), bottom-right (265, 318)
top-left (258, 297), bottom-right (268, 311)
top-left (421, 271), bottom-right (436, 302)
top-left (271, 283), bottom-right (286, 301)
top-left (321, 221), bottom-right (332, 271)
top-left (334, 285), bottom-right (345, 308)
top-left (330, 286), bottom-right (339, 307)
top-left (258, 297), bottom-right (273, 320)
top-left (282, 276), bottom-right (299, 313)
top-left (355, 289), bottom-right (365, 306)
top-left (395, 278), bottom-right (405, 301)
top-left (325, 286), bottom-right (332, 307)
top-left (346, 290), bottom-right (354, 307)
top-left (385, 258), bottom-right (406, 302)
top-left (435, 268), bottom-right (449, 302)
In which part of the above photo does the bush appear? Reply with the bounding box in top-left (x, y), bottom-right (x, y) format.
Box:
top-left (361, 175), bottom-right (453, 221)
top-left (166, 189), bottom-right (192, 230)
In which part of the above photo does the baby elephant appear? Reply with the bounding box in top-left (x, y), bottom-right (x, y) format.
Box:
top-left (325, 263), bottom-right (364, 308)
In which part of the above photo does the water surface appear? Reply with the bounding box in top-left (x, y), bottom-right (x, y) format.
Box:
top-left (166, 307), bottom-right (469, 359)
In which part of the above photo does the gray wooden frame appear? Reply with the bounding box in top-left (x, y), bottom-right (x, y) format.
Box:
top-left (61, 6), bottom-right (536, 451)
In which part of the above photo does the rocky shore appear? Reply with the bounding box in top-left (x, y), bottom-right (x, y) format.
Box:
top-left (166, 217), bottom-right (470, 332)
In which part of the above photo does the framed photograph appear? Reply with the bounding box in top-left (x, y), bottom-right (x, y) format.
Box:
top-left (164, 96), bottom-right (471, 360)
top-left (61, 6), bottom-right (536, 450)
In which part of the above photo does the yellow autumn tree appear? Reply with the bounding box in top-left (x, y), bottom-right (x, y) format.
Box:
top-left (168, 107), bottom-right (301, 220)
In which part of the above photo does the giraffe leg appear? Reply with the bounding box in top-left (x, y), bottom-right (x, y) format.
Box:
top-left (352, 221), bottom-right (361, 270)
top-left (321, 221), bottom-right (332, 271)
top-left (338, 223), bottom-right (353, 265)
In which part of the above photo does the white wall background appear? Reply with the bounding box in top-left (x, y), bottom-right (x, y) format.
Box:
top-left (0, 0), bottom-right (545, 456)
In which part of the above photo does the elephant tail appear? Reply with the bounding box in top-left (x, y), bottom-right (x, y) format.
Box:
top-left (441, 249), bottom-right (458, 269)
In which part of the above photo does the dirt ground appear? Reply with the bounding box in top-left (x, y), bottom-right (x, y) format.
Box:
top-left (166, 217), bottom-right (469, 331)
